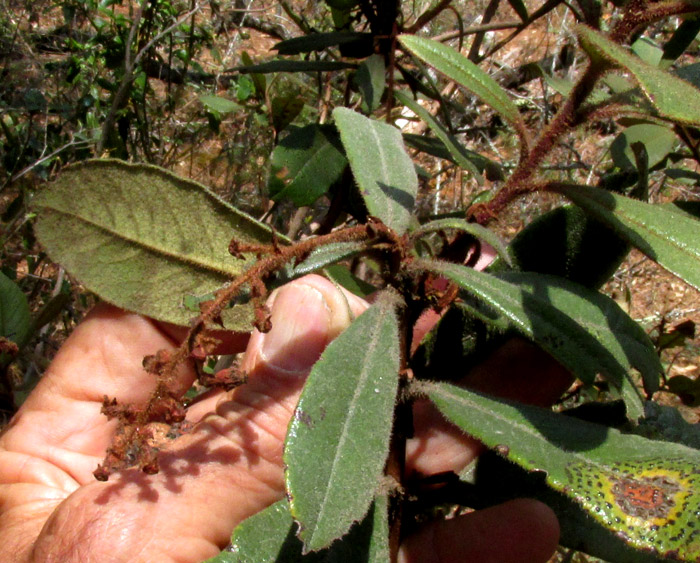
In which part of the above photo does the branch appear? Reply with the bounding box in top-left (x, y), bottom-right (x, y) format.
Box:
top-left (407, 0), bottom-right (454, 34)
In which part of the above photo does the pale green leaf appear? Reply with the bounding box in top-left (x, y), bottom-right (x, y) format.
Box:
top-left (333, 107), bottom-right (417, 234)
top-left (577, 25), bottom-right (700, 127)
top-left (551, 183), bottom-right (700, 291)
top-left (398, 34), bottom-right (526, 140)
top-left (284, 291), bottom-right (400, 552)
top-left (424, 381), bottom-right (700, 562)
top-left (199, 94), bottom-right (240, 114)
top-left (290, 242), bottom-right (367, 277)
top-left (33, 160), bottom-right (275, 329)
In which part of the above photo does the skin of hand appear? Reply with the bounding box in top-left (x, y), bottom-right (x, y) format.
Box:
top-left (0, 275), bottom-right (560, 563)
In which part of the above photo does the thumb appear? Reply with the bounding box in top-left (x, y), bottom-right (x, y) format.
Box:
top-left (32, 275), bottom-right (368, 563)
top-left (197, 274), bottom-right (369, 466)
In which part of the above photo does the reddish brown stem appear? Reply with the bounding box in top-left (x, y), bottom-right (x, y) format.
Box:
top-left (468, 63), bottom-right (602, 224)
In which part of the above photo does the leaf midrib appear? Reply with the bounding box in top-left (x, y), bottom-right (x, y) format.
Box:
top-left (309, 306), bottom-right (388, 546)
top-left (39, 205), bottom-right (239, 277)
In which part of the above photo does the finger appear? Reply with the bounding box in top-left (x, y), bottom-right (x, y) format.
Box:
top-left (400, 498), bottom-right (560, 563)
top-left (29, 275), bottom-right (369, 562)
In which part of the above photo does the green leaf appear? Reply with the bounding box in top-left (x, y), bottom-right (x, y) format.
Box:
top-left (290, 242), bottom-right (367, 278)
top-left (333, 107), bottom-right (417, 234)
top-left (199, 94), bottom-right (240, 114)
top-left (236, 60), bottom-right (357, 74)
top-left (610, 123), bottom-right (676, 171)
top-left (402, 133), bottom-right (504, 180)
top-left (268, 125), bottom-right (347, 206)
top-left (395, 90), bottom-right (483, 182)
top-left (631, 37), bottom-right (662, 66)
top-left (354, 54), bottom-right (386, 114)
top-left (33, 160), bottom-right (275, 329)
top-left (398, 34), bottom-right (526, 142)
top-left (0, 272), bottom-right (31, 348)
top-left (284, 291), bottom-right (400, 552)
top-left (417, 259), bottom-right (661, 418)
top-left (409, 218), bottom-right (511, 267)
top-left (211, 495), bottom-right (389, 562)
top-left (577, 25), bottom-right (700, 127)
top-left (550, 183), bottom-right (700, 292)
top-left (423, 381), bottom-right (700, 562)
top-left (273, 31), bottom-right (371, 55)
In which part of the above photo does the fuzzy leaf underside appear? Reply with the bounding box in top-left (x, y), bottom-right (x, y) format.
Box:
top-left (33, 160), bottom-right (274, 329)
top-left (284, 291), bottom-right (400, 552)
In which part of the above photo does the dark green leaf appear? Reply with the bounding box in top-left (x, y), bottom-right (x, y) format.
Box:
top-left (240, 52), bottom-right (266, 98)
top-left (398, 34), bottom-right (526, 142)
top-left (499, 205), bottom-right (629, 289)
top-left (271, 95), bottom-right (304, 133)
top-left (354, 54), bottom-right (386, 114)
top-left (274, 31), bottom-right (371, 55)
top-left (550, 183), bottom-right (700, 291)
top-left (577, 25), bottom-right (700, 127)
top-left (675, 62), bottom-right (700, 90)
top-left (284, 291), bottom-right (400, 552)
top-left (661, 18), bottom-right (700, 69)
top-left (0, 272), bottom-right (31, 348)
top-left (33, 160), bottom-right (275, 329)
top-left (333, 108), bottom-right (417, 234)
top-left (269, 125), bottom-right (347, 205)
top-left (235, 60), bottom-right (357, 74)
top-left (395, 90), bottom-right (482, 182)
top-left (423, 381), bottom-right (700, 562)
top-left (417, 259), bottom-right (661, 417)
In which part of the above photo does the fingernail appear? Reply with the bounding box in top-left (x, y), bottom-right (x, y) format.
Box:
top-left (259, 283), bottom-right (332, 374)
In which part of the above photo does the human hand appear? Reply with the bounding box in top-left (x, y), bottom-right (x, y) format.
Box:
top-left (0, 275), bottom-right (560, 562)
